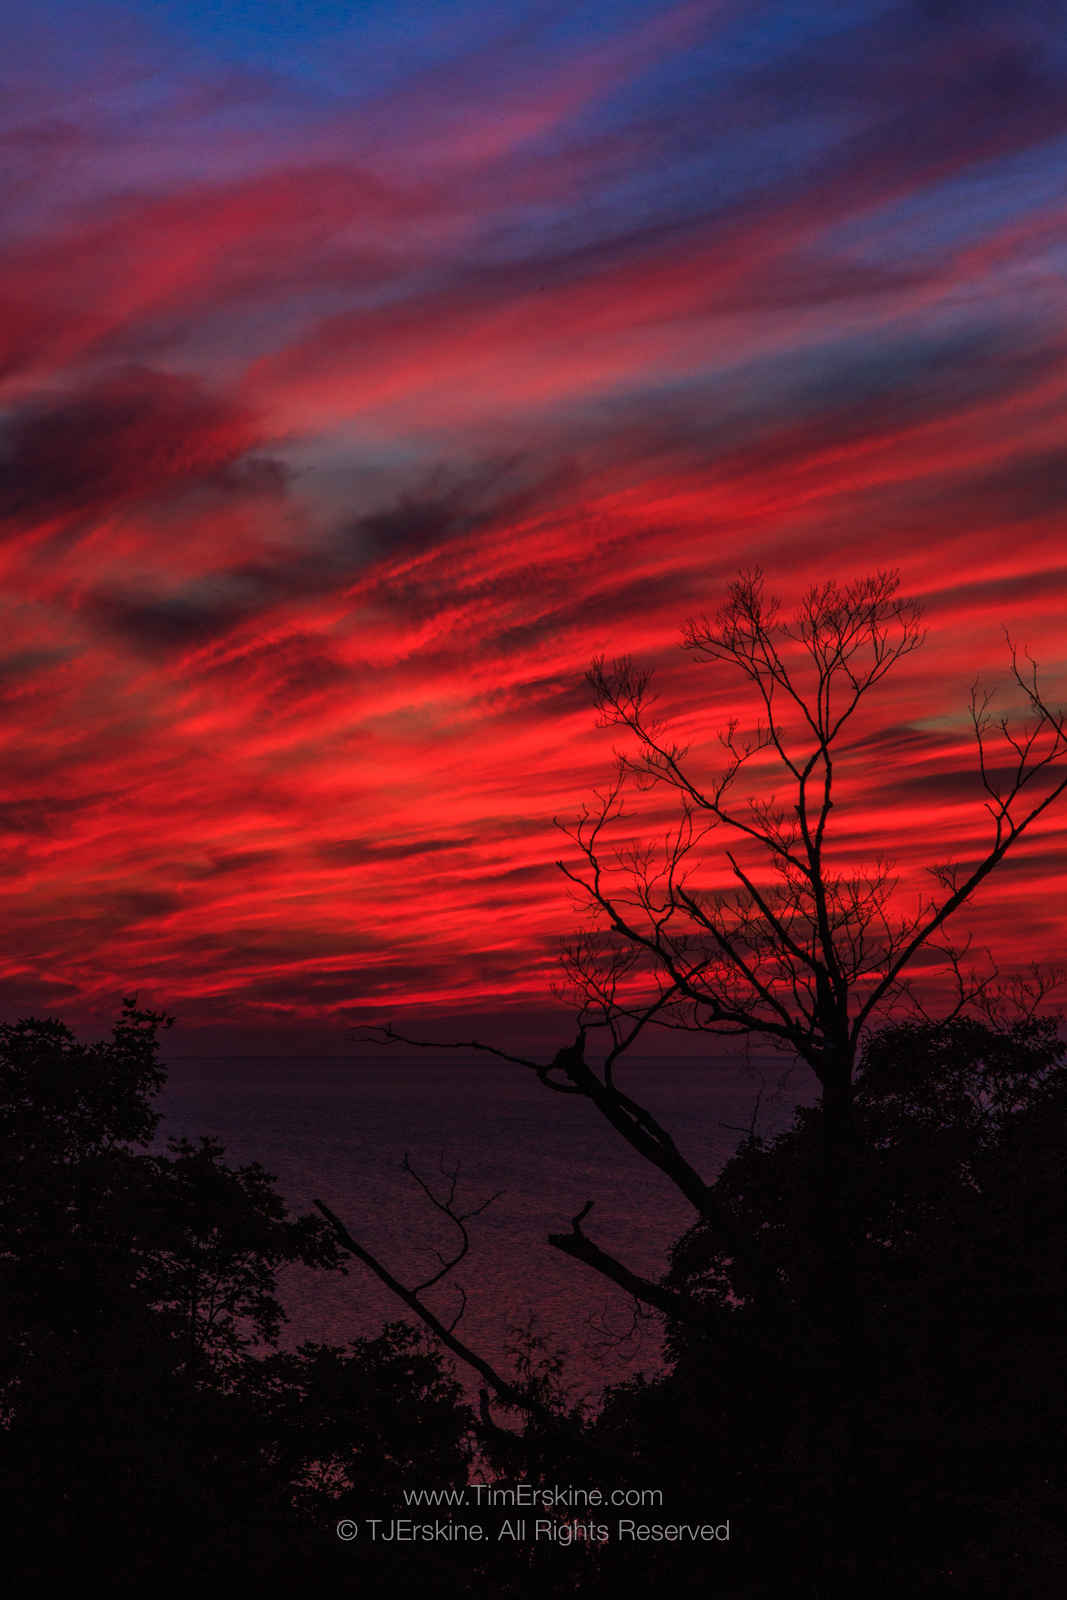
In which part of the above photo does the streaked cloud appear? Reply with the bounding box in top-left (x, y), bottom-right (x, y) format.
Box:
top-left (2, 0), bottom-right (1066, 1038)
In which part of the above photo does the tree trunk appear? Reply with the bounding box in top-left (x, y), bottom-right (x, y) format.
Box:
top-left (817, 1056), bottom-right (866, 1595)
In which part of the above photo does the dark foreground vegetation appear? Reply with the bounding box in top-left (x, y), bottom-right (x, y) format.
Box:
top-left (2, 1001), bottom-right (1064, 1595)
top-left (0, 1004), bottom-right (474, 1590)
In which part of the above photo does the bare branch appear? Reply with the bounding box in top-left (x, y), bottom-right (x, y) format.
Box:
top-left (547, 1201), bottom-right (706, 1325)
top-left (401, 1152), bottom-right (503, 1297)
top-left (313, 1198), bottom-right (554, 1421)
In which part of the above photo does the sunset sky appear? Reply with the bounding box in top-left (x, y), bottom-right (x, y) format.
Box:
top-left (3, 0), bottom-right (1067, 1046)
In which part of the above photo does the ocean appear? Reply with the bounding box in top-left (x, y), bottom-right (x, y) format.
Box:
top-left (159, 1051), bottom-right (809, 1405)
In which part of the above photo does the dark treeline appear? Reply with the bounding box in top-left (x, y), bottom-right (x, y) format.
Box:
top-left (3, 1001), bottom-right (1065, 1594)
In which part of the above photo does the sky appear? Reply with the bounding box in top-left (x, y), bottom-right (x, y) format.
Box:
top-left (3, 0), bottom-right (1067, 1048)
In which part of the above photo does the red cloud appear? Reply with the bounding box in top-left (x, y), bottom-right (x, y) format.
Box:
top-left (3, 5), bottom-right (1067, 1035)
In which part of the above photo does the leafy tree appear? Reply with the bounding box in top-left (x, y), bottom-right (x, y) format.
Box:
top-left (571, 1015), bottom-right (1067, 1595)
top-left (0, 1001), bottom-right (475, 1586)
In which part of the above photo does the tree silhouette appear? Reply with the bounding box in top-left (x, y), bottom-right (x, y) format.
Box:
top-left (344, 569), bottom-right (1067, 1591)
top-left (560, 569), bottom-right (1064, 1092)
top-left (549, 568), bottom-right (1067, 1576)
top-left (1, 1002), bottom-right (475, 1586)
top-left (360, 569), bottom-right (1065, 1317)
top-left (575, 1013), bottom-right (1067, 1594)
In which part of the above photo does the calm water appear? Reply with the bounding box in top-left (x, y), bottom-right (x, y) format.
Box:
top-left (159, 1052), bottom-right (808, 1404)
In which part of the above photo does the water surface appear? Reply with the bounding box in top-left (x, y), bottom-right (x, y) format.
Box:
top-left (160, 1052), bottom-right (808, 1403)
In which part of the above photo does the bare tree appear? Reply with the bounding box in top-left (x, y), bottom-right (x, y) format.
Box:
top-left (535, 566), bottom-right (1067, 1583)
top-left (563, 569), bottom-right (1065, 1088)
top-left (324, 568), bottom-right (1067, 1419)
top-left (557, 569), bottom-right (1064, 1262)
top-left (314, 568), bottom-right (1066, 1593)
top-left (313, 1158), bottom-right (561, 1423)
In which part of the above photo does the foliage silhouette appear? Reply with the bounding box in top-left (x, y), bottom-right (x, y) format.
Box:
top-left (1, 1001), bottom-right (476, 1587)
top-left (496, 1015), bottom-right (1067, 1596)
